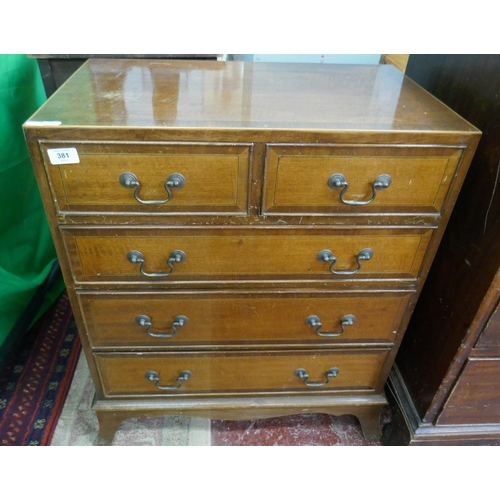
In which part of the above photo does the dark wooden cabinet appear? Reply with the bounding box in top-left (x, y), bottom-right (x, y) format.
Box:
top-left (383, 54), bottom-right (500, 445)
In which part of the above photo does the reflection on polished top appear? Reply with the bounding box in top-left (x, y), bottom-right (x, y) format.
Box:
top-left (30, 59), bottom-right (476, 132)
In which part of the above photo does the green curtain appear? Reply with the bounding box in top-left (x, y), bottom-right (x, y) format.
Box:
top-left (0, 54), bottom-right (64, 349)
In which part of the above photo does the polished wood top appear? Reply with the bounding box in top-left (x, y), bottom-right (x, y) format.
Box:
top-left (27, 59), bottom-right (478, 134)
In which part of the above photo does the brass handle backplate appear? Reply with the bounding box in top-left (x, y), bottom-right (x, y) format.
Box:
top-left (328, 173), bottom-right (391, 205)
top-left (119, 172), bottom-right (186, 204)
top-left (317, 248), bottom-right (373, 275)
top-left (306, 314), bottom-right (355, 337)
top-left (136, 315), bottom-right (189, 338)
top-left (294, 367), bottom-right (339, 387)
top-left (127, 250), bottom-right (186, 277)
top-left (145, 370), bottom-right (192, 390)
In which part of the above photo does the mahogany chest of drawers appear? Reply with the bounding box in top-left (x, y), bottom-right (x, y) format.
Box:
top-left (23, 59), bottom-right (480, 445)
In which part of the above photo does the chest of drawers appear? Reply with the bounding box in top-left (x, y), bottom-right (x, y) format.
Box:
top-left (23, 59), bottom-right (480, 445)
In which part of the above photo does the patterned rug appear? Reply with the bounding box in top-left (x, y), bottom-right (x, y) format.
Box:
top-left (0, 292), bottom-right (81, 445)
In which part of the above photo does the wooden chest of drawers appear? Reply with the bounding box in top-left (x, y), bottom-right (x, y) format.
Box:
top-left (23, 59), bottom-right (480, 445)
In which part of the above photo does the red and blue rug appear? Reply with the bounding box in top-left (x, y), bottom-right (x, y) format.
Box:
top-left (0, 292), bottom-right (80, 446)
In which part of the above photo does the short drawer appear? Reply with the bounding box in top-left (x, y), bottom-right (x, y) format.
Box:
top-left (63, 226), bottom-right (433, 284)
top-left (38, 141), bottom-right (251, 215)
top-left (437, 358), bottom-right (500, 425)
top-left (79, 291), bottom-right (412, 347)
top-left (94, 349), bottom-right (389, 396)
top-left (263, 145), bottom-right (461, 215)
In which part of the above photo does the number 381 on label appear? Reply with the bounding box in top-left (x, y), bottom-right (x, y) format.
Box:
top-left (47, 147), bottom-right (80, 165)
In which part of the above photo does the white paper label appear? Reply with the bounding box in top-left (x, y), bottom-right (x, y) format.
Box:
top-left (25, 120), bottom-right (62, 126)
top-left (47, 148), bottom-right (80, 165)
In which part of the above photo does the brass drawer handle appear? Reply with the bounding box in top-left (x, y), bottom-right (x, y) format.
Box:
top-left (306, 314), bottom-right (355, 337)
top-left (328, 173), bottom-right (391, 206)
top-left (145, 370), bottom-right (192, 390)
top-left (136, 315), bottom-right (189, 338)
top-left (126, 250), bottom-right (186, 277)
top-left (317, 248), bottom-right (373, 275)
top-left (294, 367), bottom-right (339, 387)
top-left (119, 172), bottom-right (186, 204)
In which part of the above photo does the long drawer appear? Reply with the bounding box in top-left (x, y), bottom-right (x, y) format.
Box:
top-left (79, 291), bottom-right (412, 347)
top-left (263, 145), bottom-right (461, 215)
top-left (95, 349), bottom-right (389, 397)
top-left (62, 227), bottom-right (433, 284)
top-left (38, 141), bottom-right (251, 215)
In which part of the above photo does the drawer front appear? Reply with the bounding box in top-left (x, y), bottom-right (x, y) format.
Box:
top-left (475, 299), bottom-right (500, 350)
top-left (263, 145), bottom-right (461, 215)
top-left (437, 358), bottom-right (500, 425)
top-left (39, 142), bottom-right (251, 214)
top-left (63, 227), bottom-right (432, 283)
top-left (95, 350), bottom-right (388, 396)
top-left (80, 292), bottom-right (411, 347)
